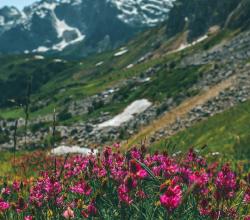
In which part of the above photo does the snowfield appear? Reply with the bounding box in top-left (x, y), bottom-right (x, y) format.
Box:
top-left (51, 145), bottom-right (98, 156)
top-left (97, 99), bottom-right (152, 129)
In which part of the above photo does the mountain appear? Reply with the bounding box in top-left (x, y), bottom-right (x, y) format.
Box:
top-left (165, 0), bottom-right (240, 40)
top-left (0, 0), bottom-right (174, 57)
top-left (225, 0), bottom-right (250, 29)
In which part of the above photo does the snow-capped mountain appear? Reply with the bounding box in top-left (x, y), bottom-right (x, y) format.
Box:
top-left (109, 0), bottom-right (174, 26)
top-left (0, 6), bottom-right (24, 33)
top-left (0, 0), bottom-right (174, 56)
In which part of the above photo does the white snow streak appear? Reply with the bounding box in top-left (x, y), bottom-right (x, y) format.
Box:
top-left (114, 48), bottom-right (128, 57)
top-left (174, 35), bottom-right (208, 53)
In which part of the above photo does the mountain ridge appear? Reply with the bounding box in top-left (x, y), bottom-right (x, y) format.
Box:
top-left (0, 0), bottom-right (174, 56)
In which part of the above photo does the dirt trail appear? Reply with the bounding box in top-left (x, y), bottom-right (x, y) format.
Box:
top-left (125, 75), bottom-right (235, 147)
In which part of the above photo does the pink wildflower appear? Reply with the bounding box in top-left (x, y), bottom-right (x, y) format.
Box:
top-left (198, 199), bottom-right (211, 216)
top-left (81, 210), bottom-right (89, 218)
top-left (56, 195), bottom-right (64, 206)
top-left (136, 190), bottom-right (147, 199)
top-left (88, 201), bottom-right (97, 216)
top-left (160, 184), bottom-right (182, 212)
top-left (15, 197), bottom-right (28, 213)
top-left (118, 184), bottom-right (133, 205)
top-left (0, 201), bottom-right (10, 212)
top-left (70, 181), bottom-right (92, 196)
top-left (189, 169), bottom-right (209, 195)
top-left (244, 187), bottom-right (250, 204)
top-left (130, 159), bottom-right (141, 174)
top-left (12, 180), bottom-right (21, 192)
top-left (1, 187), bottom-right (11, 195)
top-left (63, 207), bottom-right (75, 219)
top-left (113, 143), bottom-right (120, 149)
top-left (136, 169), bottom-right (148, 179)
top-left (129, 159), bottom-right (148, 179)
top-left (189, 169), bottom-right (209, 186)
top-left (130, 148), bottom-right (141, 160)
top-left (124, 175), bottom-right (137, 190)
top-left (215, 164), bottom-right (237, 199)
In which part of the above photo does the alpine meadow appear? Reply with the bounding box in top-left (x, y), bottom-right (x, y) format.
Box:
top-left (0, 0), bottom-right (250, 219)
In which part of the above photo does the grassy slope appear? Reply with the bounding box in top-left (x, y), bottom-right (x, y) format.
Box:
top-left (152, 100), bottom-right (250, 157)
top-left (0, 25), bottom-right (205, 124)
top-left (0, 26), bottom-right (246, 157)
top-left (0, 28), bottom-right (248, 177)
top-left (0, 28), bottom-right (166, 118)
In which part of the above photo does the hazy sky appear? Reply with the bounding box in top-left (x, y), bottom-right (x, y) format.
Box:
top-left (0, 0), bottom-right (37, 10)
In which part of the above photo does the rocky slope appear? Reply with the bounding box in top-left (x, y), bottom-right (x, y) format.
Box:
top-left (129, 30), bottom-right (250, 146)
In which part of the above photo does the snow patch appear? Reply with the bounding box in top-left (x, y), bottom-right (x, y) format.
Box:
top-left (114, 48), bottom-right (128, 57)
top-left (35, 46), bottom-right (50, 52)
top-left (138, 77), bottom-right (151, 83)
top-left (34, 55), bottom-right (44, 60)
top-left (0, 16), bottom-right (5, 26)
top-left (56, 19), bottom-right (73, 38)
top-left (51, 145), bottom-right (98, 156)
top-left (126, 64), bottom-right (134, 69)
top-left (175, 35), bottom-right (208, 53)
top-left (52, 34), bottom-right (85, 51)
top-left (53, 59), bottom-right (66, 63)
top-left (211, 152), bottom-right (220, 156)
top-left (97, 99), bottom-right (152, 128)
top-left (96, 61), bottom-right (104, 67)
top-left (61, 0), bottom-right (82, 5)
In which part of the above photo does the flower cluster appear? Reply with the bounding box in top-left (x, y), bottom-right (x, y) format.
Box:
top-left (0, 146), bottom-right (250, 219)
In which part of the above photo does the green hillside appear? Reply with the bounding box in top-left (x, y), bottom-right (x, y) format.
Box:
top-left (0, 25), bottom-right (206, 122)
top-left (153, 100), bottom-right (250, 159)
